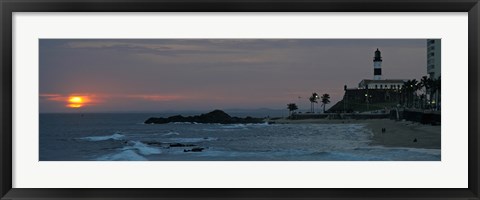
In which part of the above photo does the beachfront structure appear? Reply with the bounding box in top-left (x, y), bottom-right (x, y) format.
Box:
top-left (427, 39), bottom-right (441, 110)
top-left (327, 85), bottom-right (404, 113)
top-left (373, 48), bottom-right (382, 80)
top-left (328, 48), bottom-right (408, 113)
top-left (358, 79), bottom-right (406, 90)
top-left (343, 87), bottom-right (401, 104)
top-left (427, 39), bottom-right (441, 79)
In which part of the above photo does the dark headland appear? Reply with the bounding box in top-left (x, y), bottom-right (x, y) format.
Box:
top-left (144, 109), bottom-right (265, 124)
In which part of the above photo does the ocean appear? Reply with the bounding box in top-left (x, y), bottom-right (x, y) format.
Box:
top-left (39, 113), bottom-right (440, 161)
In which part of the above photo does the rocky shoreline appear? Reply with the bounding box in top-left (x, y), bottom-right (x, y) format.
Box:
top-left (143, 141), bottom-right (207, 152)
top-left (144, 109), bottom-right (265, 124)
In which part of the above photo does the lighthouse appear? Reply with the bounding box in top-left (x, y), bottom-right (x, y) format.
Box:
top-left (373, 48), bottom-right (382, 80)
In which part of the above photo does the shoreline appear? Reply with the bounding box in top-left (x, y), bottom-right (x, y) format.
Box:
top-left (268, 118), bottom-right (440, 149)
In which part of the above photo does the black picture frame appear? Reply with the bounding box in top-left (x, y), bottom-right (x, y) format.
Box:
top-left (1, 0), bottom-right (479, 199)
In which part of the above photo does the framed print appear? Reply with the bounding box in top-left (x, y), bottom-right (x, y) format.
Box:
top-left (1, 0), bottom-right (479, 199)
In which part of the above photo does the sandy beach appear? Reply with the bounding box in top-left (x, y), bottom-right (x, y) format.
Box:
top-left (268, 118), bottom-right (440, 149)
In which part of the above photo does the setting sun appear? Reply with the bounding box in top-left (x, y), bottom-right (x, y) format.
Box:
top-left (66, 96), bottom-right (90, 108)
top-left (67, 104), bottom-right (83, 108)
top-left (69, 96), bottom-right (83, 103)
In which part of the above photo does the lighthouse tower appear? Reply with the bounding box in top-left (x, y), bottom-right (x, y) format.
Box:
top-left (373, 48), bottom-right (382, 80)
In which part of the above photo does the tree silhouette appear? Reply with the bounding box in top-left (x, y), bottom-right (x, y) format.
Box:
top-left (412, 79), bottom-right (420, 108)
top-left (402, 81), bottom-right (410, 107)
top-left (287, 103), bottom-right (298, 116)
top-left (432, 76), bottom-right (441, 110)
top-left (320, 93), bottom-right (331, 113)
top-left (403, 79), bottom-right (418, 107)
top-left (309, 92), bottom-right (319, 113)
top-left (420, 76), bottom-right (431, 109)
top-left (400, 83), bottom-right (407, 106)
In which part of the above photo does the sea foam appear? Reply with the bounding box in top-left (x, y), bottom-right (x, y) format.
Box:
top-left (168, 137), bottom-right (217, 143)
top-left (221, 124), bottom-right (247, 129)
top-left (97, 150), bottom-right (147, 161)
top-left (163, 131), bottom-right (180, 136)
top-left (122, 141), bottom-right (162, 155)
top-left (80, 133), bottom-right (125, 141)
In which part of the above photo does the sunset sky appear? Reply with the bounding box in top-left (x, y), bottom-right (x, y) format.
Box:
top-left (39, 39), bottom-right (427, 113)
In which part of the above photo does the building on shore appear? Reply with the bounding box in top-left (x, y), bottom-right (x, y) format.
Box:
top-left (358, 79), bottom-right (406, 90)
top-left (426, 39), bottom-right (441, 110)
top-left (329, 48), bottom-right (407, 113)
top-left (427, 39), bottom-right (441, 79)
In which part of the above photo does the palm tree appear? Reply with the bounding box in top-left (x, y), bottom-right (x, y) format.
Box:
top-left (404, 79), bottom-right (418, 108)
top-left (287, 103), bottom-right (298, 116)
top-left (425, 76), bottom-right (440, 110)
top-left (309, 92), bottom-right (319, 113)
top-left (420, 76), bottom-right (431, 109)
top-left (411, 79), bottom-right (419, 108)
top-left (402, 81), bottom-right (411, 107)
top-left (412, 79), bottom-right (421, 108)
top-left (419, 94), bottom-right (426, 109)
top-left (433, 76), bottom-right (441, 110)
top-left (320, 93), bottom-right (330, 113)
top-left (400, 83), bottom-right (407, 106)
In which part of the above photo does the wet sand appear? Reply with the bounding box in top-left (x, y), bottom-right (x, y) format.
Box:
top-left (268, 118), bottom-right (440, 149)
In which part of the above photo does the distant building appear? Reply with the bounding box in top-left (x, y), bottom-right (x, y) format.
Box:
top-left (427, 39), bottom-right (441, 110)
top-left (427, 39), bottom-right (441, 79)
top-left (328, 48), bottom-right (407, 113)
top-left (342, 88), bottom-right (402, 107)
top-left (358, 79), bottom-right (406, 90)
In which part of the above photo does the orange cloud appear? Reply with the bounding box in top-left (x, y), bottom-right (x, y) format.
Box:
top-left (40, 93), bottom-right (187, 110)
top-left (40, 94), bottom-right (65, 102)
top-left (40, 93), bottom-right (98, 108)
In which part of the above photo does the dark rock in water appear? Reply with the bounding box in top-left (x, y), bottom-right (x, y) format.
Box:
top-left (169, 143), bottom-right (196, 147)
top-left (184, 147), bottom-right (205, 152)
top-left (191, 147), bottom-right (204, 152)
top-left (144, 141), bottom-right (164, 146)
top-left (144, 109), bottom-right (265, 124)
top-left (169, 143), bottom-right (185, 147)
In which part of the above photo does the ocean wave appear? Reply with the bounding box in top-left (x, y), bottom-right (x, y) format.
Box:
top-left (356, 146), bottom-right (441, 156)
top-left (220, 122), bottom-right (270, 129)
top-left (221, 124), bottom-right (247, 129)
top-left (249, 122), bottom-right (270, 126)
top-left (170, 122), bottom-right (196, 125)
top-left (79, 133), bottom-right (125, 141)
top-left (168, 137), bottom-right (217, 143)
top-left (405, 148), bottom-right (441, 156)
top-left (202, 128), bottom-right (219, 132)
top-left (330, 147), bottom-right (441, 161)
top-left (122, 141), bottom-right (162, 155)
top-left (311, 151), bottom-right (384, 161)
top-left (163, 131), bottom-right (180, 136)
top-left (96, 150), bottom-right (147, 161)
